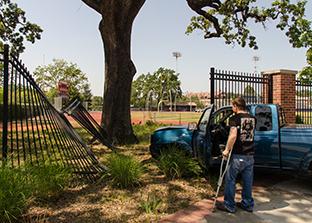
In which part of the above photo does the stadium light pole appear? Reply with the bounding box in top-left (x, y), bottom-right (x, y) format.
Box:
top-left (172, 52), bottom-right (182, 111)
top-left (253, 55), bottom-right (260, 73)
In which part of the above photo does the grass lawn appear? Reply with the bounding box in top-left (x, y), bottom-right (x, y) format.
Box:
top-left (23, 125), bottom-right (216, 223)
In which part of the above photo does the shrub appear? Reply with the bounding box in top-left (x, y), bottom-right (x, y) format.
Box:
top-left (158, 145), bottom-right (202, 179)
top-left (104, 153), bottom-right (143, 188)
top-left (145, 120), bottom-right (157, 126)
top-left (0, 162), bottom-right (72, 222)
top-left (296, 115), bottom-right (304, 124)
top-left (0, 165), bottom-right (31, 223)
top-left (133, 122), bottom-right (165, 143)
top-left (139, 192), bottom-right (162, 214)
top-left (27, 163), bottom-right (72, 199)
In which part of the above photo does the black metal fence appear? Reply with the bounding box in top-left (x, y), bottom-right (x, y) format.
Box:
top-left (0, 45), bottom-right (104, 180)
top-left (63, 98), bottom-right (116, 150)
top-left (210, 67), bottom-right (272, 109)
top-left (296, 80), bottom-right (312, 124)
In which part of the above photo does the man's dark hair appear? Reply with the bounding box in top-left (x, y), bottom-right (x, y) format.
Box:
top-left (232, 97), bottom-right (246, 110)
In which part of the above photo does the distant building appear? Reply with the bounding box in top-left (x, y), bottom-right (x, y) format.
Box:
top-left (185, 91), bottom-right (226, 107)
top-left (162, 102), bottom-right (197, 112)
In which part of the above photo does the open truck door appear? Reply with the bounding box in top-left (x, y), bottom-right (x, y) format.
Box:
top-left (192, 105), bottom-right (214, 168)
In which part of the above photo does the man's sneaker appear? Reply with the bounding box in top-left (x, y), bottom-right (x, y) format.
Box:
top-left (236, 202), bottom-right (253, 213)
top-left (216, 202), bottom-right (235, 213)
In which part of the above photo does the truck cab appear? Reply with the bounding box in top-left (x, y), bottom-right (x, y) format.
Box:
top-left (150, 104), bottom-right (312, 174)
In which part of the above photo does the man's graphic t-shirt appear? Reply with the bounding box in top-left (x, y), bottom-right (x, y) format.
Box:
top-left (229, 113), bottom-right (256, 155)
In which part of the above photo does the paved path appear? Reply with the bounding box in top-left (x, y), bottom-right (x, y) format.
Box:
top-left (160, 172), bottom-right (312, 223)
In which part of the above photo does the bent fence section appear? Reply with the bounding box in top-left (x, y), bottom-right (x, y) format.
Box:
top-left (0, 45), bottom-right (104, 181)
top-left (63, 98), bottom-right (116, 151)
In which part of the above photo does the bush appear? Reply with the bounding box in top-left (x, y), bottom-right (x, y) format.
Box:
top-left (0, 165), bottom-right (31, 223)
top-left (104, 153), bottom-right (143, 188)
top-left (133, 122), bottom-right (165, 143)
top-left (27, 163), bottom-right (72, 199)
top-left (158, 145), bottom-right (202, 179)
top-left (0, 163), bottom-right (72, 222)
top-left (145, 120), bottom-right (157, 126)
top-left (296, 115), bottom-right (304, 124)
top-left (139, 192), bottom-right (162, 214)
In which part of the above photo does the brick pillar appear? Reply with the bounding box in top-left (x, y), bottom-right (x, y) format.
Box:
top-left (262, 70), bottom-right (297, 123)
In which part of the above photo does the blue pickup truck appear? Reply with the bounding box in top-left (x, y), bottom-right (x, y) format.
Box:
top-left (150, 104), bottom-right (312, 173)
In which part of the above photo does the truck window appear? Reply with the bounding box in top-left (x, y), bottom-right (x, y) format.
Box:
top-left (278, 106), bottom-right (287, 126)
top-left (198, 108), bottom-right (212, 134)
top-left (255, 105), bottom-right (272, 131)
top-left (212, 109), bottom-right (233, 125)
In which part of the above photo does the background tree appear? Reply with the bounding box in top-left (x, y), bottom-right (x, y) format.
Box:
top-left (131, 73), bottom-right (150, 109)
top-left (0, 0), bottom-right (42, 54)
top-left (178, 95), bottom-right (205, 109)
top-left (243, 85), bottom-right (256, 96)
top-left (154, 68), bottom-right (183, 111)
top-left (90, 96), bottom-right (103, 111)
top-left (33, 59), bottom-right (92, 102)
top-left (131, 68), bottom-right (182, 110)
top-left (298, 48), bottom-right (312, 84)
top-left (83, 0), bottom-right (312, 144)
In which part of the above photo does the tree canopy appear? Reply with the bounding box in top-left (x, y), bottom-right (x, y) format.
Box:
top-left (131, 68), bottom-right (182, 110)
top-left (33, 59), bottom-right (92, 102)
top-left (298, 48), bottom-right (312, 84)
top-left (90, 96), bottom-right (103, 111)
top-left (244, 85), bottom-right (257, 96)
top-left (0, 0), bottom-right (42, 54)
top-left (186, 0), bottom-right (312, 51)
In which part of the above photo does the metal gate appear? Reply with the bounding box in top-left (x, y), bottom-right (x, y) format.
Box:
top-left (296, 80), bottom-right (312, 124)
top-left (210, 67), bottom-right (273, 109)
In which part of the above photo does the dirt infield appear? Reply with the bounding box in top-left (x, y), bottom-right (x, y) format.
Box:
top-left (0, 111), bottom-right (201, 132)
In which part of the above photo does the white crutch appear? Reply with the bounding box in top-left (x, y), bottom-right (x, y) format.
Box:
top-left (212, 144), bottom-right (233, 212)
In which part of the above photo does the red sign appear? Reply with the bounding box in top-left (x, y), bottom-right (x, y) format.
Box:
top-left (57, 81), bottom-right (69, 96)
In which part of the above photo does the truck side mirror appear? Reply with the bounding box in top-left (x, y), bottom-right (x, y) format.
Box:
top-left (188, 122), bottom-right (197, 131)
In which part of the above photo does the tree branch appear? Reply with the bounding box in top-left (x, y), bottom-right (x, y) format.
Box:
top-left (81, 0), bottom-right (101, 14)
top-left (187, 0), bottom-right (221, 10)
top-left (186, 0), bottom-right (222, 38)
top-left (125, 0), bottom-right (146, 26)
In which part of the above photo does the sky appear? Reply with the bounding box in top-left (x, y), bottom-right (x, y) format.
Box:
top-left (15, 0), bottom-right (312, 97)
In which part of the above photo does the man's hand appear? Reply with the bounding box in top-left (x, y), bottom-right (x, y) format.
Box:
top-left (222, 149), bottom-right (230, 158)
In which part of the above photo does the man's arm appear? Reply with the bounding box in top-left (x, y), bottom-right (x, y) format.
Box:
top-left (222, 127), bottom-right (237, 158)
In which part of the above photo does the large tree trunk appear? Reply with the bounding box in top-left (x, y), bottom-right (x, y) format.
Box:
top-left (99, 21), bottom-right (136, 144)
top-left (92, 0), bottom-right (145, 144)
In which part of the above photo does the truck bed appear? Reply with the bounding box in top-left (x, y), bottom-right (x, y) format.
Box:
top-left (280, 124), bottom-right (312, 170)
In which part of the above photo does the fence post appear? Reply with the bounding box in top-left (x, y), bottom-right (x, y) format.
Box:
top-left (210, 67), bottom-right (215, 105)
top-left (268, 75), bottom-right (273, 104)
top-left (2, 44), bottom-right (9, 161)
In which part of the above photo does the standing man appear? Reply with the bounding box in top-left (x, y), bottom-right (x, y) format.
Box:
top-left (217, 97), bottom-right (256, 213)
